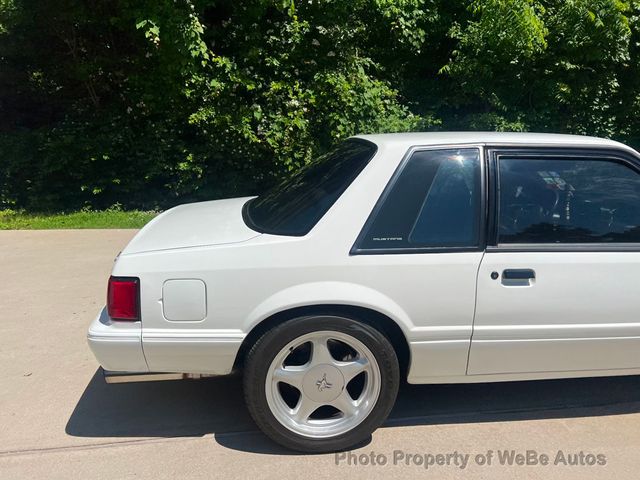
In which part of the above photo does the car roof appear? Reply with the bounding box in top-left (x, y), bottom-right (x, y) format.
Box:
top-left (354, 131), bottom-right (635, 153)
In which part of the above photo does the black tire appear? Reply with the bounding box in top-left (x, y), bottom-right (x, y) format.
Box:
top-left (243, 315), bottom-right (400, 453)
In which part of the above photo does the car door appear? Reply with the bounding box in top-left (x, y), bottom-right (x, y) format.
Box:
top-left (468, 147), bottom-right (640, 376)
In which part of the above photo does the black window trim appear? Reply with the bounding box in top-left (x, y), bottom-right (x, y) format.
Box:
top-left (351, 144), bottom-right (488, 255)
top-left (487, 146), bottom-right (640, 253)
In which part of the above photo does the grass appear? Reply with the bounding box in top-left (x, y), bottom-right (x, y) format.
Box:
top-left (0, 208), bottom-right (158, 230)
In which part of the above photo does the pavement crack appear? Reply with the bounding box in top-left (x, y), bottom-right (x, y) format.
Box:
top-left (0, 436), bottom-right (204, 458)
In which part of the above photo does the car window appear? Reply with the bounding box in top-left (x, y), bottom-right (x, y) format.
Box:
top-left (357, 148), bottom-right (481, 251)
top-left (498, 157), bottom-right (640, 244)
top-left (243, 139), bottom-right (377, 236)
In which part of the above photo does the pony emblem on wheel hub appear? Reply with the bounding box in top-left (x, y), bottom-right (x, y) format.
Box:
top-left (315, 373), bottom-right (332, 392)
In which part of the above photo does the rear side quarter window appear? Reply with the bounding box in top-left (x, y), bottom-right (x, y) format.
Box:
top-left (353, 147), bottom-right (482, 253)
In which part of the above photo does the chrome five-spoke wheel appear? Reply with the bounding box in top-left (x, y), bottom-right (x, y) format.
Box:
top-left (244, 316), bottom-right (400, 452)
top-left (265, 330), bottom-right (381, 438)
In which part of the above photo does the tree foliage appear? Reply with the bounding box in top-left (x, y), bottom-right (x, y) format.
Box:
top-left (1, 0), bottom-right (639, 210)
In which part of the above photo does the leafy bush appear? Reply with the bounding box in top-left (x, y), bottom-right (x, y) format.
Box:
top-left (1, 0), bottom-right (639, 211)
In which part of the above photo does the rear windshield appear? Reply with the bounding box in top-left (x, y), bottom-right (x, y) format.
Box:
top-left (243, 139), bottom-right (377, 236)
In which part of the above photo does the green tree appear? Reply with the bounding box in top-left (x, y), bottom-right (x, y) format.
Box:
top-left (2, 0), bottom-right (640, 211)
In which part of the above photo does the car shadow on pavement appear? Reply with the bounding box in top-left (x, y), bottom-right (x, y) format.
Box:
top-left (66, 370), bottom-right (640, 455)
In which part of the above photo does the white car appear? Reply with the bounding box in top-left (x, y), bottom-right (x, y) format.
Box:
top-left (88, 132), bottom-right (640, 452)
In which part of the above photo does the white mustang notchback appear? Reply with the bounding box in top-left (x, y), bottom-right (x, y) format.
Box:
top-left (89, 132), bottom-right (640, 452)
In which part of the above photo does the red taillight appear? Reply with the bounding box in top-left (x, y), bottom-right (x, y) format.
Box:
top-left (107, 276), bottom-right (140, 321)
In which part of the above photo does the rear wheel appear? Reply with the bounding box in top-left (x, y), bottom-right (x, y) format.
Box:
top-left (243, 315), bottom-right (400, 452)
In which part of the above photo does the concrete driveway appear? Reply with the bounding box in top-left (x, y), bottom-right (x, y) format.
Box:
top-left (1, 230), bottom-right (640, 479)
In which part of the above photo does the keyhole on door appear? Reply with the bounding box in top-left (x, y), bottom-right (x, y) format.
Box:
top-left (490, 271), bottom-right (499, 280)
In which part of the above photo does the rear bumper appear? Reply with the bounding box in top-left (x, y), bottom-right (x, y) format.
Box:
top-left (87, 308), bottom-right (149, 372)
top-left (87, 307), bottom-right (245, 377)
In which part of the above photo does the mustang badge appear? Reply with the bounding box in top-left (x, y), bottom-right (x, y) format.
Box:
top-left (315, 373), bottom-right (332, 392)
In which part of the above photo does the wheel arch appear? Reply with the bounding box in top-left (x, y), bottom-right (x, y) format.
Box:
top-left (234, 304), bottom-right (411, 378)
